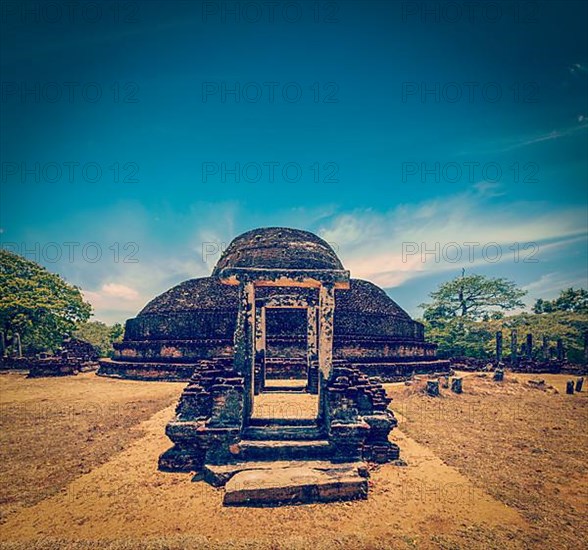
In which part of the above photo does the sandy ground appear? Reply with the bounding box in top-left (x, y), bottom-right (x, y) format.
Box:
top-left (253, 390), bottom-right (318, 419)
top-left (0, 370), bottom-right (586, 549)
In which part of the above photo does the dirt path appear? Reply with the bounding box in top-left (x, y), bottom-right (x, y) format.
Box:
top-left (0, 400), bottom-right (528, 549)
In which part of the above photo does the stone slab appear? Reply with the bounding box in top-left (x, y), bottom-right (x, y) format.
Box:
top-left (223, 465), bottom-right (368, 506)
top-left (202, 460), bottom-right (368, 487)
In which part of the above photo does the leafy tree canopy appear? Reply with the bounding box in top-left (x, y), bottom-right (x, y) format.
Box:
top-left (420, 272), bottom-right (527, 322)
top-left (0, 250), bottom-right (92, 354)
top-left (75, 321), bottom-right (123, 357)
top-left (533, 287), bottom-right (588, 314)
top-left (419, 273), bottom-right (587, 363)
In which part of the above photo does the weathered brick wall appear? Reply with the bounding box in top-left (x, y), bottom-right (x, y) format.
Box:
top-left (264, 357), bottom-right (307, 379)
top-left (113, 339), bottom-right (234, 362)
top-left (125, 310), bottom-right (238, 340)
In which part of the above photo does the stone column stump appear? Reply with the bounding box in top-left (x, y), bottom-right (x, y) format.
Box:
top-left (426, 380), bottom-right (440, 397)
top-left (451, 377), bottom-right (463, 394)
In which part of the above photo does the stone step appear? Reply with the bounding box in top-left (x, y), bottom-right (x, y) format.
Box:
top-left (234, 439), bottom-right (332, 461)
top-left (262, 385), bottom-right (307, 393)
top-left (248, 417), bottom-right (317, 427)
top-left (223, 465), bottom-right (368, 506)
top-left (242, 424), bottom-right (325, 441)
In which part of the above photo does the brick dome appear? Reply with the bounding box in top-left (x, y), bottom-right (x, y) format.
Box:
top-left (336, 279), bottom-right (412, 319)
top-left (139, 277), bottom-right (238, 314)
top-left (212, 227), bottom-right (343, 275)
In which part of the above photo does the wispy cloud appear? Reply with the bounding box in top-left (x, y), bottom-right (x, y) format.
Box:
top-left (459, 121), bottom-right (588, 156)
top-left (523, 272), bottom-right (588, 306)
top-left (316, 190), bottom-right (587, 289)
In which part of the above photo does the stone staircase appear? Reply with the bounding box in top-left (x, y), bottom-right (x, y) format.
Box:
top-left (205, 418), bottom-right (368, 506)
top-left (242, 418), bottom-right (324, 441)
top-left (236, 418), bottom-right (332, 462)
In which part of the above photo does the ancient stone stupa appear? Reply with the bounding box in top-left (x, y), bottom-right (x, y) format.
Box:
top-left (99, 227), bottom-right (448, 382)
top-left (100, 228), bottom-right (448, 505)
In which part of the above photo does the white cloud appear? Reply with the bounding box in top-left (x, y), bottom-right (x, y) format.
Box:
top-left (460, 121), bottom-right (588, 156)
top-left (523, 272), bottom-right (588, 299)
top-left (101, 283), bottom-right (139, 300)
top-left (317, 191), bottom-right (587, 289)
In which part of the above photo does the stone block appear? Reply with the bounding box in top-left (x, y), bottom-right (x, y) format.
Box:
top-left (223, 465), bottom-right (368, 506)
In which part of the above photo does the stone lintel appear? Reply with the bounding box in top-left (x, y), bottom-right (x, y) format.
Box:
top-left (218, 268), bottom-right (350, 289)
top-left (256, 294), bottom-right (318, 308)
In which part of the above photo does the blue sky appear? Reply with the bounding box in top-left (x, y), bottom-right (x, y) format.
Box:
top-left (1, 0), bottom-right (587, 323)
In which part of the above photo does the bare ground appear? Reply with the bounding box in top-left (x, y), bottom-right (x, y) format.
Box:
top-left (0, 370), bottom-right (585, 549)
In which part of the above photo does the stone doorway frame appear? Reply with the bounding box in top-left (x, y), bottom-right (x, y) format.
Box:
top-left (254, 294), bottom-right (318, 395)
top-left (217, 267), bottom-right (350, 426)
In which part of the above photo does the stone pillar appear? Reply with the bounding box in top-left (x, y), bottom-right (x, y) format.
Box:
top-left (9, 333), bottom-right (22, 358)
top-left (254, 305), bottom-right (266, 394)
top-left (0, 332), bottom-right (5, 357)
top-left (526, 334), bottom-right (533, 360)
top-left (557, 338), bottom-right (564, 361)
top-left (254, 306), bottom-right (265, 354)
top-left (307, 306), bottom-right (318, 364)
top-left (566, 380), bottom-right (574, 395)
top-left (234, 281), bottom-right (255, 420)
top-left (542, 336), bottom-right (549, 361)
top-left (584, 331), bottom-right (588, 365)
top-left (306, 307), bottom-right (319, 394)
top-left (496, 331), bottom-right (503, 362)
top-left (510, 330), bottom-right (518, 366)
top-left (575, 377), bottom-right (584, 392)
top-left (426, 380), bottom-right (439, 396)
top-left (494, 369), bottom-right (504, 382)
top-left (318, 284), bottom-right (335, 381)
top-left (451, 377), bottom-right (463, 393)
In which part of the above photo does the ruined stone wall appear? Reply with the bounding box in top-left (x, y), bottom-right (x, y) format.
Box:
top-left (98, 359), bottom-right (194, 381)
top-left (264, 357), bottom-right (307, 379)
top-left (335, 339), bottom-right (437, 359)
top-left (113, 339), bottom-right (234, 362)
top-left (335, 312), bottom-right (422, 339)
top-left (347, 359), bottom-right (451, 381)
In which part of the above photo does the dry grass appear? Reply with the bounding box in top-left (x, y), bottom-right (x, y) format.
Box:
top-left (387, 372), bottom-right (588, 549)
top-left (0, 372), bottom-right (183, 521)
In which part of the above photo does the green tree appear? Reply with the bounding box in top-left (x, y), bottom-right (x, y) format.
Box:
top-left (0, 250), bottom-right (92, 354)
top-left (75, 321), bottom-right (124, 357)
top-left (421, 272), bottom-right (527, 322)
top-left (533, 287), bottom-right (588, 314)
